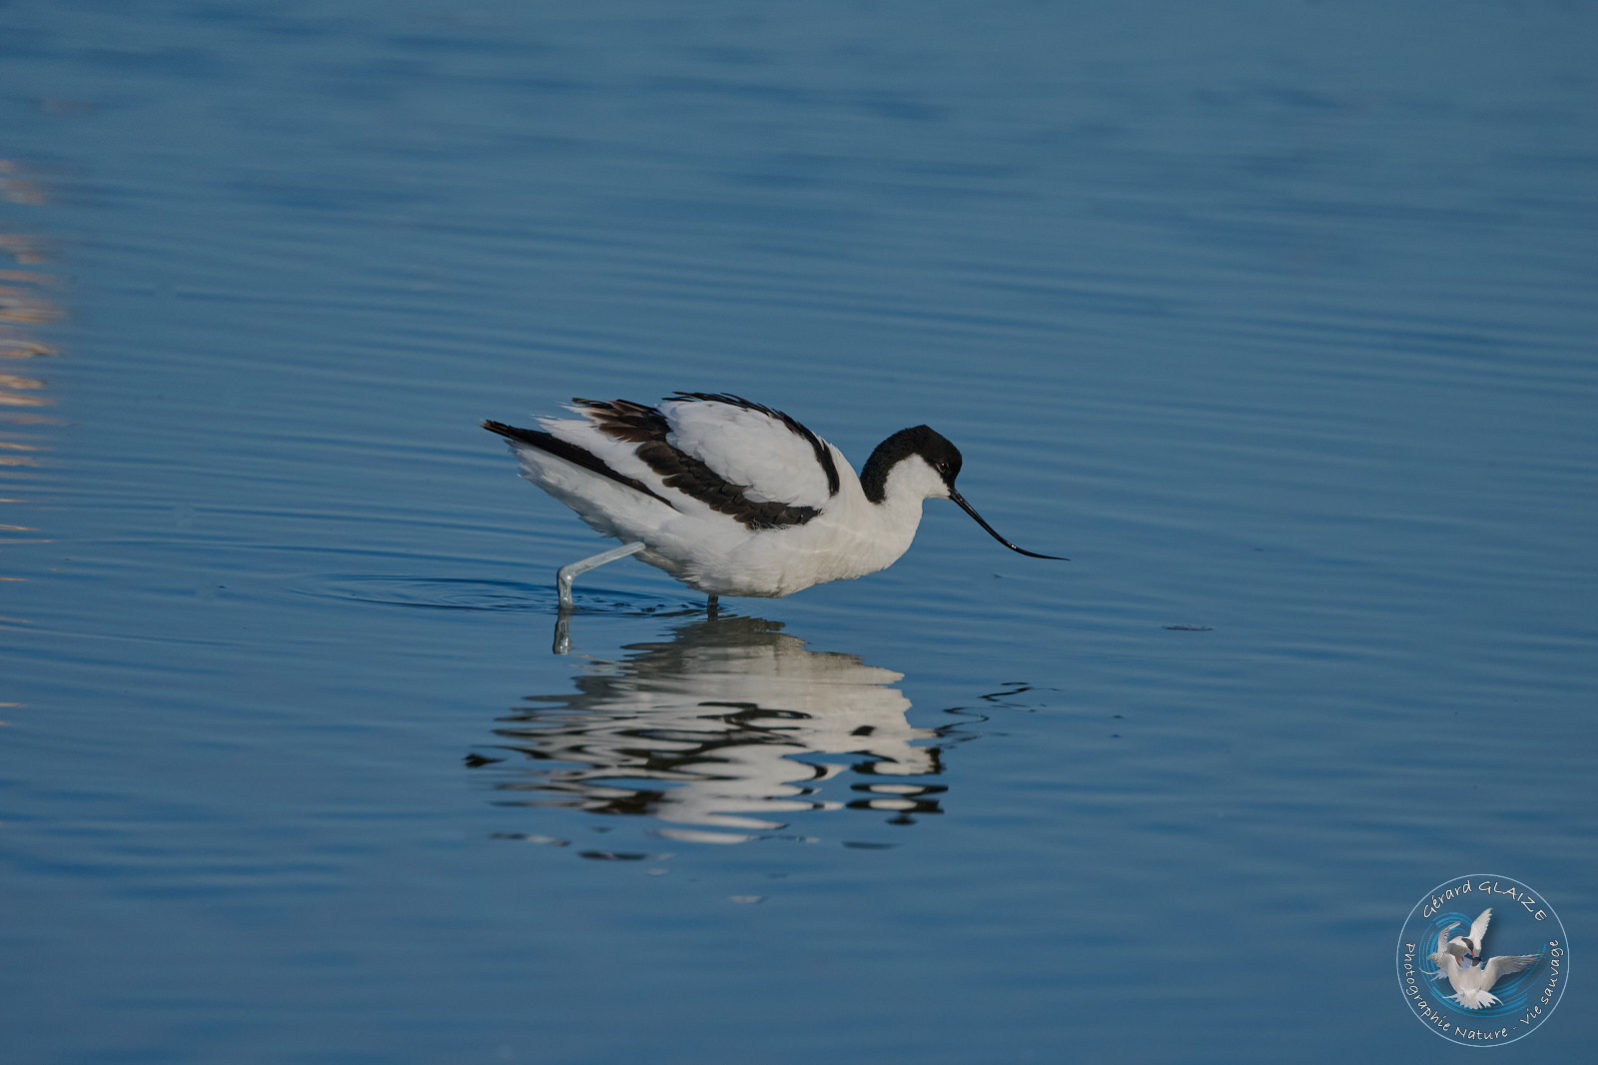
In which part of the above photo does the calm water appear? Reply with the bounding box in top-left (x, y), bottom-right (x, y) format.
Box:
top-left (4, 2), bottom-right (1595, 1062)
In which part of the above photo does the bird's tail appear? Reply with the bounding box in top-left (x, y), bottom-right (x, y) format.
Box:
top-left (1451, 989), bottom-right (1500, 1010)
top-left (483, 419), bottom-right (672, 507)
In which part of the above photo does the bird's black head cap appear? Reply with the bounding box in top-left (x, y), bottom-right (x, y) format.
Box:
top-left (861, 425), bottom-right (961, 503)
top-left (862, 424), bottom-right (1068, 561)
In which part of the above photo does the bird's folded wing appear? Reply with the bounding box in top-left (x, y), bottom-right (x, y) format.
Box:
top-left (662, 394), bottom-right (838, 510)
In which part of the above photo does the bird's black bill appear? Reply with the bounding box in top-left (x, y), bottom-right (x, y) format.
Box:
top-left (948, 488), bottom-right (1068, 560)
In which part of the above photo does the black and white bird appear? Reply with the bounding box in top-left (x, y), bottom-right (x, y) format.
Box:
top-left (1446, 908), bottom-right (1495, 966)
top-left (484, 392), bottom-right (1064, 609)
top-left (1427, 910), bottom-right (1541, 1010)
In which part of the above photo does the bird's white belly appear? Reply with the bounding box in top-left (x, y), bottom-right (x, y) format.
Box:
top-left (641, 504), bottom-right (919, 597)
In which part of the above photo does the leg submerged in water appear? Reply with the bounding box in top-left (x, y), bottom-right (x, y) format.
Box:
top-left (556, 541), bottom-right (646, 610)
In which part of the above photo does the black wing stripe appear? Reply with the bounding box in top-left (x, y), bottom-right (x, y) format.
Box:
top-left (483, 419), bottom-right (676, 508)
top-left (571, 397), bottom-right (821, 530)
top-left (670, 392), bottom-right (841, 497)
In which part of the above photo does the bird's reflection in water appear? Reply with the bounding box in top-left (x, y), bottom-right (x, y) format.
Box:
top-left (475, 614), bottom-right (951, 844)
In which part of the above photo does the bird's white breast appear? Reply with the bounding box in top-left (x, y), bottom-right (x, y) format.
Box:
top-left (642, 454), bottom-right (927, 597)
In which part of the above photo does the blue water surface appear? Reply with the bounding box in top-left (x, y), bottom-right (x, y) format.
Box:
top-left (2, 2), bottom-right (1595, 1062)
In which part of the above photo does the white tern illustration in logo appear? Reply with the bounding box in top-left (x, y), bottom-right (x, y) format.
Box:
top-left (1428, 908), bottom-right (1541, 1009)
top-left (1444, 908), bottom-right (1492, 965)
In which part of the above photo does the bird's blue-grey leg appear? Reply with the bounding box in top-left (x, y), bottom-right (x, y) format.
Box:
top-left (556, 541), bottom-right (646, 610)
top-left (706, 593), bottom-right (719, 615)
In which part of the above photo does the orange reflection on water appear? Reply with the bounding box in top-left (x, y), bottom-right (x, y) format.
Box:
top-left (1, 157), bottom-right (61, 583)
top-left (0, 161), bottom-right (46, 207)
